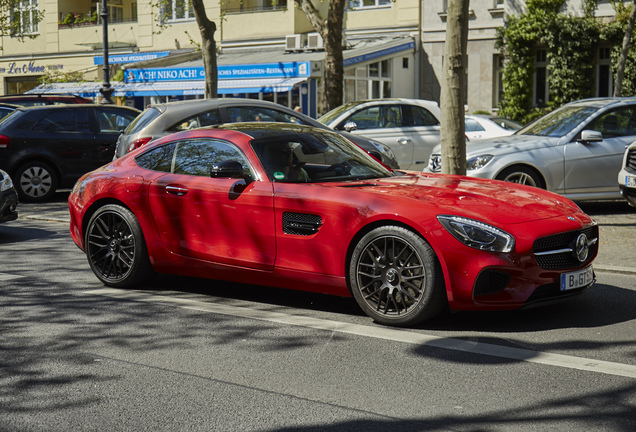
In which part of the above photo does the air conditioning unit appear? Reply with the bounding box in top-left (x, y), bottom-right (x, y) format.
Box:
top-left (285, 34), bottom-right (305, 52)
top-left (307, 33), bottom-right (324, 50)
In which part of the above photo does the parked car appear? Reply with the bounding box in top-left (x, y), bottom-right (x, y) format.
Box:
top-left (70, 123), bottom-right (598, 327)
top-left (618, 141), bottom-right (636, 207)
top-left (0, 104), bottom-right (140, 202)
top-left (318, 98), bottom-right (441, 170)
top-left (0, 103), bottom-right (21, 120)
top-left (0, 94), bottom-right (92, 106)
top-left (114, 98), bottom-right (399, 169)
top-left (0, 168), bottom-right (18, 223)
top-left (427, 97), bottom-right (636, 202)
top-left (465, 114), bottom-right (522, 141)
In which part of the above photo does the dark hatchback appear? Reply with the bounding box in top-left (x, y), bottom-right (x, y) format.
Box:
top-left (0, 168), bottom-right (18, 223)
top-left (0, 104), bottom-right (140, 202)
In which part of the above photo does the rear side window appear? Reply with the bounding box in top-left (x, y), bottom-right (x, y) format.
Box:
top-left (124, 107), bottom-right (161, 134)
top-left (168, 109), bottom-right (221, 131)
top-left (226, 106), bottom-right (304, 124)
top-left (32, 110), bottom-right (91, 133)
top-left (465, 118), bottom-right (484, 132)
top-left (407, 106), bottom-right (439, 127)
top-left (97, 108), bottom-right (138, 132)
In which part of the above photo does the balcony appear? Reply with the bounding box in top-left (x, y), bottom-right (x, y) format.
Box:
top-left (222, 0), bottom-right (287, 15)
top-left (58, 0), bottom-right (137, 29)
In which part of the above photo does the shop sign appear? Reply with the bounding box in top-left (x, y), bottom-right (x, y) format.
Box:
top-left (343, 41), bottom-right (415, 67)
top-left (93, 51), bottom-right (170, 66)
top-left (126, 61), bottom-right (311, 83)
top-left (0, 61), bottom-right (63, 75)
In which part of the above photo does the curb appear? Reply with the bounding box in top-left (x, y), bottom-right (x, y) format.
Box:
top-left (593, 265), bottom-right (636, 276)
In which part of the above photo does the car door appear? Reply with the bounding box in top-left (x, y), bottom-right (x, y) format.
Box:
top-left (338, 104), bottom-right (415, 169)
top-left (146, 138), bottom-right (276, 270)
top-left (29, 107), bottom-right (95, 180)
top-left (564, 106), bottom-right (636, 196)
top-left (403, 104), bottom-right (441, 169)
top-left (94, 107), bottom-right (138, 165)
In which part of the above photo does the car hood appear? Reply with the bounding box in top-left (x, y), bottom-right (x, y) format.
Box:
top-left (463, 134), bottom-right (561, 157)
top-left (335, 172), bottom-right (581, 225)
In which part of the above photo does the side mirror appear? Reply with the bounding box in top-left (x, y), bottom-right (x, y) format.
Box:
top-left (210, 160), bottom-right (245, 179)
top-left (344, 121), bottom-right (358, 132)
top-left (578, 129), bottom-right (603, 143)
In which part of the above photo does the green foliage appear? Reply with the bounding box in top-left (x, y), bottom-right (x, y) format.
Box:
top-left (495, 0), bottom-right (636, 123)
top-left (40, 69), bottom-right (85, 84)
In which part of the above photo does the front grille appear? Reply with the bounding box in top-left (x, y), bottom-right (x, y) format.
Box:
top-left (282, 212), bottom-right (322, 236)
top-left (525, 282), bottom-right (587, 304)
top-left (626, 148), bottom-right (636, 173)
top-left (533, 225), bottom-right (598, 270)
top-left (473, 270), bottom-right (511, 297)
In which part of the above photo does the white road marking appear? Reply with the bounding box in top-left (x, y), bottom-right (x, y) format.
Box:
top-left (84, 287), bottom-right (636, 379)
top-left (0, 273), bottom-right (24, 281)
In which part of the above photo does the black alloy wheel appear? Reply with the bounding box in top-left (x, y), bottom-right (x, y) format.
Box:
top-left (85, 204), bottom-right (154, 287)
top-left (349, 226), bottom-right (446, 327)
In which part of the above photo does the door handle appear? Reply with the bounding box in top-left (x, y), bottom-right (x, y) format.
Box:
top-left (166, 185), bottom-right (188, 196)
top-left (397, 138), bottom-right (412, 145)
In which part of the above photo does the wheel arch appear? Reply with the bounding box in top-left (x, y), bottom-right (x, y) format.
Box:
top-left (494, 163), bottom-right (547, 189)
top-left (344, 219), bottom-right (446, 295)
top-left (81, 197), bottom-right (134, 243)
top-left (10, 156), bottom-right (62, 182)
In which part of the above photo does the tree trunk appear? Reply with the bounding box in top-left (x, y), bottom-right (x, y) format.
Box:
top-left (614, 0), bottom-right (636, 97)
top-left (440, 0), bottom-right (469, 175)
top-left (295, 0), bottom-right (345, 112)
top-left (192, 0), bottom-right (218, 98)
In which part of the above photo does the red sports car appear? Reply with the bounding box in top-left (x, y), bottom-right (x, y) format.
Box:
top-left (69, 123), bottom-right (598, 326)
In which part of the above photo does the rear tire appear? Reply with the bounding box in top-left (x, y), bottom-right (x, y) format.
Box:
top-left (85, 204), bottom-right (154, 287)
top-left (348, 226), bottom-right (446, 327)
top-left (14, 161), bottom-right (58, 202)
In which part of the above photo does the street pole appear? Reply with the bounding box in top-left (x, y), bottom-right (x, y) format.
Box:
top-left (99, 0), bottom-right (114, 104)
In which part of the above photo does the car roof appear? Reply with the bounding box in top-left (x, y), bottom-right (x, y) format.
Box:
top-left (564, 97), bottom-right (636, 109)
top-left (215, 121), bottom-right (330, 139)
top-left (0, 94), bottom-right (92, 104)
top-left (16, 104), bottom-right (140, 112)
top-left (148, 98), bottom-right (293, 113)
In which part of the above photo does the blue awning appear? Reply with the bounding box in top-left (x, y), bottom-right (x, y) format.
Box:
top-left (26, 77), bottom-right (307, 97)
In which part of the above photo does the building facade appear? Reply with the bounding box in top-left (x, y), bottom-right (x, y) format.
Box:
top-left (0, 0), bottom-right (626, 116)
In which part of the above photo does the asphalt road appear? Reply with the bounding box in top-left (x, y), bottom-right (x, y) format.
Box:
top-left (1, 193), bottom-right (635, 431)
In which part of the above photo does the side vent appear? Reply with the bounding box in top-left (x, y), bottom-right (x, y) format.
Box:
top-left (282, 212), bottom-right (322, 235)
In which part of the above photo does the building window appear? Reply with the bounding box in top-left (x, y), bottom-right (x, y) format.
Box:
top-left (493, 54), bottom-right (504, 108)
top-left (11, 0), bottom-right (39, 35)
top-left (160, 0), bottom-right (194, 22)
top-left (534, 49), bottom-right (549, 107)
top-left (348, 0), bottom-right (392, 10)
top-left (597, 47), bottom-right (613, 97)
top-left (344, 60), bottom-right (392, 103)
top-left (495, 0), bottom-right (504, 7)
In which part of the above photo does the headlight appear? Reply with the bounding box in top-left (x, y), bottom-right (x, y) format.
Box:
top-left (437, 215), bottom-right (515, 253)
top-left (0, 169), bottom-right (13, 192)
top-left (466, 155), bottom-right (493, 171)
top-left (369, 140), bottom-right (396, 160)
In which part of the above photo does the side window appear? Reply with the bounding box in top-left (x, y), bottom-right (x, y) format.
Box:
top-left (173, 139), bottom-right (253, 177)
top-left (339, 106), bottom-right (382, 129)
top-left (465, 118), bottom-right (485, 132)
top-left (97, 108), bottom-right (137, 133)
top-left (226, 107), bottom-right (303, 124)
top-left (135, 143), bottom-right (177, 173)
top-left (169, 109), bottom-right (221, 131)
top-left (408, 106), bottom-right (440, 127)
top-left (33, 110), bottom-right (91, 133)
top-left (588, 107), bottom-right (636, 138)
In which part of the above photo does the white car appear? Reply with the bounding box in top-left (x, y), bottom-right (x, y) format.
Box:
top-left (618, 141), bottom-right (636, 206)
top-left (465, 114), bottom-right (522, 141)
top-left (318, 98), bottom-right (441, 170)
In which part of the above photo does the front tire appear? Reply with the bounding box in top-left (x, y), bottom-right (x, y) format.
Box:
top-left (349, 226), bottom-right (446, 327)
top-left (496, 166), bottom-right (544, 189)
top-left (85, 204), bottom-right (154, 287)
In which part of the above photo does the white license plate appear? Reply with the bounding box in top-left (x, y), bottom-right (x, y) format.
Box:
top-left (626, 175), bottom-right (636, 188)
top-left (560, 265), bottom-right (594, 291)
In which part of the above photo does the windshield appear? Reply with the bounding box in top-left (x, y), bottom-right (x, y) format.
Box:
top-left (250, 129), bottom-right (393, 183)
top-left (317, 102), bottom-right (363, 126)
top-left (518, 106), bottom-right (597, 137)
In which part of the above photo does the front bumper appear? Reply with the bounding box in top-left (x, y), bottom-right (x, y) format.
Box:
top-left (619, 184), bottom-right (636, 207)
